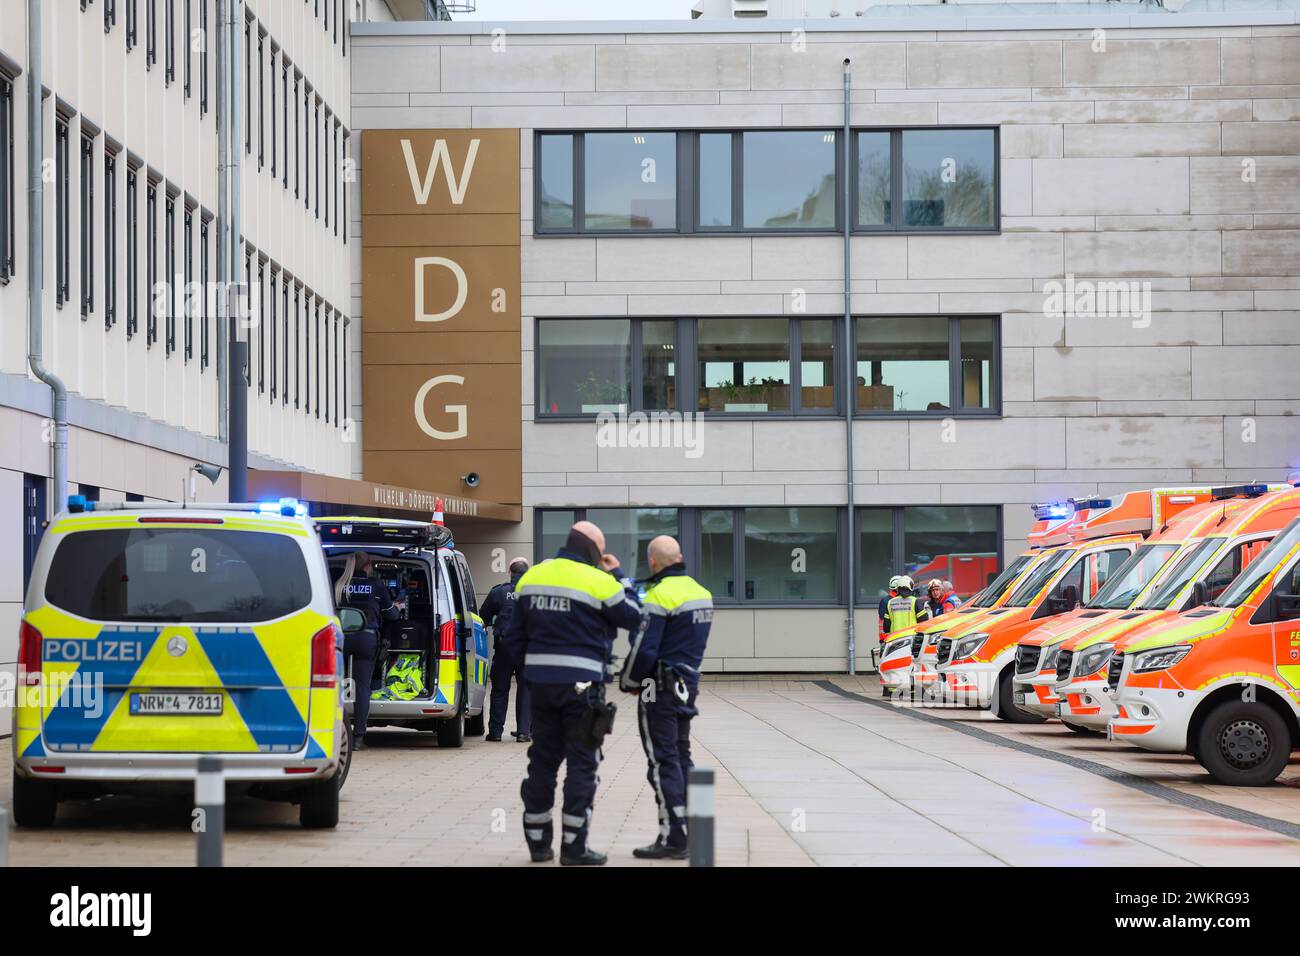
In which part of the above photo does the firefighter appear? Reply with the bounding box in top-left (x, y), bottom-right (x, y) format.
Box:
top-left (619, 535), bottom-right (713, 860)
top-left (927, 578), bottom-right (962, 617)
top-left (500, 521), bottom-right (642, 866)
top-left (883, 575), bottom-right (931, 634)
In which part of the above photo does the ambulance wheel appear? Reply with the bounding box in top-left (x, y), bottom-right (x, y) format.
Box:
top-left (465, 710), bottom-right (486, 737)
top-left (299, 775), bottom-right (341, 829)
top-left (1063, 721), bottom-right (1102, 736)
top-left (12, 771), bottom-right (58, 828)
top-left (437, 708), bottom-right (466, 748)
top-left (994, 667), bottom-right (1047, 724)
top-left (1195, 700), bottom-right (1291, 787)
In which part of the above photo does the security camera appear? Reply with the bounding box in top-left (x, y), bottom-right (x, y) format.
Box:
top-left (462, 472), bottom-right (481, 488)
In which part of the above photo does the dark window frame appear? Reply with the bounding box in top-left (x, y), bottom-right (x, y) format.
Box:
top-left (0, 75), bottom-right (13, 283)
top-left (164, 189), bottom-right (176, 353)
top-left (199, 0), bottom-right (208, 113)
top-left (104, 148), bottom-right (117, 328)
top-left (146, 0), bottom-right (156, 68)
top-left (145, 177), bottom-right (157, 345)
top-left (257, 257), bottom-right (266, 393)
top-left (105, 0), bottom-right (117, 33)
top-left (269, 267), bottom-right (278, 400)
top-left (182, 0), bottom-right (191, 96)
top-left (257, 27), bottom-right (265, 170)
top-left (695, 316), bottom-right (843, 420)
top-left (126, 164), bottom-right (138, 336)
top-left (79, 133), bottom-right (94, 319)
top-left (534, 126), bottom-right (1000, 239)
top-left (183, 201), bottom-right (194, 360)
top-left (127, 0), bottom-right (138, 51)
top-left (164, 0), bottom-right (174, 83)
top-left (853, 505), bottom-right (1005, 604)
top-left (200, 213), bottom-right (210, 366)
top-left (55, 117), bottom-right (70, 309)
top-left (853, 314), bottom-right (1003, 419)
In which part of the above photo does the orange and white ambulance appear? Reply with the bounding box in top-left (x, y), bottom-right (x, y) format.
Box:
top-left (1053, 485), bottom-right (1300, 734)
top-left (1011, 487), bottom-right (1285, 726)
top-left (1109, 508), bottom-right (1300, 784)
top-left (933, 489), bottom-right (1214, 721)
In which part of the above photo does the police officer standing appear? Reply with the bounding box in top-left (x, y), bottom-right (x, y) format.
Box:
top-left (500, 521), bottom-right (642, 866)
top-left (479, 556), bottom-right (531, 743)
top-left (335, 551), bottom-right (403, 750)
top-left (619, 535), bottom-right (712, 860)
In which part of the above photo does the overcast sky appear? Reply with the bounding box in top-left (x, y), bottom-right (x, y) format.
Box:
top-left (454, 0), bottom-right (699, 20)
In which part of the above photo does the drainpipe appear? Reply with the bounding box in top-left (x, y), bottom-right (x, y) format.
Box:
top-left (226, 0), bottom-right (248, 501)
top-left (215, 0), bottom-right (227, 442)
top-left (27, 0), bottom-right (69, 511)
top-left (842, 59), bottom-right (857, 675)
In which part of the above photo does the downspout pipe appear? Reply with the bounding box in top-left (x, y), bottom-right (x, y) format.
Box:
top-left (843, 59), bottom-right (857, 675)
top-left (227, 0), bottom-right (247, 502)
top-left (215, 0), bottom-right (228, 442)
top-left (27, 0), bottom-right (69, 511)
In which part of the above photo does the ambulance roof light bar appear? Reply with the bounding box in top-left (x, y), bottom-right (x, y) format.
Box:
top-left (1211, 483), bottom-right (1273, 500)
top-left (66, 496), bottom-right (308, 517)
top-left (1032, 501), bottom-right (1075, 521)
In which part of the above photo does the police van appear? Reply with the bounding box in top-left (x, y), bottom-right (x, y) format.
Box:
top-left (13, 497), bottom-right (351, 829)
top-left (317, 517), bottom-right (488, 746)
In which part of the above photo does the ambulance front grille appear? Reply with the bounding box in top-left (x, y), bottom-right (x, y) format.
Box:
top-left (1055, 650), bottom-right (1074, 683)
top-left (1107, 653), bottom-right (1124, 690)
top-left (910, 633), bottom-right (925, 658)
top-left (936, 638), bottom-right (953, 666)
top-left (1014, 645), bottom-right (1041, 676)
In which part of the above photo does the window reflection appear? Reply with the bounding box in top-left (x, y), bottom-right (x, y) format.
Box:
top-left (584, 132), bottom-right (677, 230)
top-left (743, 131), bottom-right (837, 230)
top-left (698, 318), bottom-right (791, 412)
top-left (855, 316), bottom-right (951, 412)
top-left (901, 129), bottom-right (995, 228)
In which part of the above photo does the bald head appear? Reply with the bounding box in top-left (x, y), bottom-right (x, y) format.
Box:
top-left (571, 520), bottom-right (605, 553)
top-left (647, 535), bottom-right (683, 575)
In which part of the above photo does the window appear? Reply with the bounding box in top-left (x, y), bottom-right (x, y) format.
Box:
top-left (23, 475), bottom-right (47, 592)
top-left (537, 319), bottom-right (630, 415)
top-left (333, 312), bottom-right (340, 423)
top-left (855, 131), bottom-right (890, 227)
top-left (146, 179), bottom-right (157, 345)
top-left (269, 46), bottom-right (277, 177)
top-left (127, 0), bottom-right (138, 51)
top-left (257, 258), bottom-right (265, 393)
top-left (183, 203), bottom-right (193, 359)
top-left (696, 132), bottom-right (732, 229)
top-left (282, 61), bottom-right (290, 190)
top-left (702, 507), bottom-right (840, 604)
top-left (743, 131), bottom-right (838, 230)
top-left (55, 118), bottom-right (70, 309)
top-left (342, 130), bottom-right (349, 243)
top-left (146, 0), bottom-right (156, 67)
top-left (200, 214), bottom-right (210, 366)
top-left (901, 128), bottom-right (995, 229)
top-left (126, 165), bottom-right (138, 336)
top-left (854, 316), bottom-right (999, 415)
top-left (857, 505), bottom-right (1002, 603)
top-left (80, 134), bottom-right (94, 318)
top-left (104, 150), bottom-right (117, 328)
top-left (324, 110), bottom-right (331, 228)
top-left (199, 0), bottom-right (208, 112)
top-left (332, 119), bottom-right (339, 236)
top-left (269, 269), bottom-right (278, 400)
top-left (182, 0), bottom-right (190, 96)
top-left (164, 0), bottom-right (174, 83)
top-left (698, 317), bottom-right (835, 415)
top-left (293, 283), bottom-right (300, 408)
top-left (0, 75), bottom-right (13, 282)
top-left (536, 508), bottom-right (680, 582)
top-left (257, 29), bottom-right (265, 169)
top-left (323, 305), bottom-right (330, 422)
top-left (164, 191), bottom-right (175, 353)
top-left (342, 318), bottom-right (349, 422)
top-left (584, 132), bottom-right (676, 231)
top-left (293, 72), bottom-right (300, 198)
top-left (314, 298), bottom-right (321, 416)
top-left (105, 0), bottom-right (117, 33)
top-left (314, 98), bottom-right (320, 219)
top-left (281, 276), bottom-right (290, 405)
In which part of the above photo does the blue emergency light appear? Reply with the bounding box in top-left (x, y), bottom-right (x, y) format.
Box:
top-left (1032, 502), bottom-right (1073, 521)
top-left (1070, 497), bottom-right (1113, 512)
top-left (258, 497), bottom-right (307, 517)
top-left (67, 494), bottom-right (94, 514)
top-left (1212, 484), bottom-right (1269, 500)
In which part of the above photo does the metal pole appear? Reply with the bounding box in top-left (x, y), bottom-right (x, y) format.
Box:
top-left (195, 757), bottom-right (225, 867)
top-left (687, 767), bottom-right (715, 868)
top-left (27, 0), bottom-right (69, 513)
top-left (0, 805), bottom-right (9, 866)
top-left (227, 0), bottom-right (247, 502)
top-left (215, 0), bottom-right (228, 443)
top-left (842, 60), bottom-right (857, 675)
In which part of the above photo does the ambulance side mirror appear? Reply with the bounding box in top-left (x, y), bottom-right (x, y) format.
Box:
top-left (339, 607), bottom-right (366, 633)
top-left (1275, 594), bottom-right (1300, 621)
top-left (1192, 581), bottom-right (1209, 607)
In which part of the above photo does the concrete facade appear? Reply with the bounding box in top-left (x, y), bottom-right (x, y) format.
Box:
top-left (349, 11), bottom-right (1300, 674)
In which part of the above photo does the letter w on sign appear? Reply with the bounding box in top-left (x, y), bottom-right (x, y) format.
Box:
top-left (401, 138), bottom-right (481, 206)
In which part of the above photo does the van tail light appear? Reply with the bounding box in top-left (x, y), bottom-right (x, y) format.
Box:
top-left (18, 620), bottom-right (42, 687)
top-left (311, 625), bottom-right (339, 688)
top-left (439, 620), bottom-right (458, 660)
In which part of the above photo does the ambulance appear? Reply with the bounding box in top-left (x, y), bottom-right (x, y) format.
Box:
top-left (1110, 509), bottom-right (1300, 785)
top-left (1051, 485), bottom-right (1300, 734)
top-left (1011, 487), bottom-right (1276, 725)
top-left (13, 497), bottom-right (350, 828)
top-left (932, 489), bottom-right (1214, 721)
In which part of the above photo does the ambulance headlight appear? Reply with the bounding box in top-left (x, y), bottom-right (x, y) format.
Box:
top-left (884, 637), bottom-right (912, 656)
top-left (1076, 644), bottom-right (1114, 678)
top-left (953, 634), bottom-right (988, 660)
top-left (1041, 644), bottom-right (1062, 669)
top-left (1131, 645), bottom-right (1192, 674)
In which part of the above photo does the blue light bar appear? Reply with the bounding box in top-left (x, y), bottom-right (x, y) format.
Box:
top-left (1070, 497), bottom-right (1114, 512)
top-left (67, 494), bottom-right (93, 514)
top-left (258, 497), bottom-right (306, 517)
top-left (1211, 484), bottom-right (1269, 500)
top-left (1032, 502), bottom-right (1073, 521)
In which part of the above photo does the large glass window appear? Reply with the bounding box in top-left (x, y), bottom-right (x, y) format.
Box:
top-left (537, 134), bottom-right (574, 230)
top-left (0, 75), bottom-right (13, 284)
top-left (584, 132), bottom-right (676, 231)
top-left (742, 131), bottom-right (837, 230)
top-left (697, 132), bottom-right (732, 229)
top-left (699, 509), bottom-right (736, 600)
top-left (856, 130), bottom-right (891, 228)
top-left (703, 507), bottom-right (839, 604)
top-left (80, 133), bottom-right (94, 319)
top-left (698, 318), bottom-right (790, 413)
top-left (857, 505), bottom-right (1002, 602)
top-left (855, 316), bottom-right (998, 415)
top-left (537, 319), bottom-right (631, 416)
top-left (640, 319), bottom-right (676, 411)
top-left (901, 129), bottom-right (996, 229)
top-left (535, 508), bottom-right (680, 583)
top-left (55, 118), bottom-right (69, 309)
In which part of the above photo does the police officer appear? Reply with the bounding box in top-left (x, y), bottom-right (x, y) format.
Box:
top-left (882, 574), bottom-right (931, 635)
top-left (619, 535), bottom-right (712, 860)
top-left (500, 521), bottom-right (642, 866)
top-left (480, 556), bottom-right (531, 743)
top-left (336, 551), bottom-right (402, 750)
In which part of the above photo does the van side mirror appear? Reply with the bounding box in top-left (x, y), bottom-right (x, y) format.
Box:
top-left (1192, 581), bottom-right (1209, 607)
top-left (338, 607), bottom-right (366, 633)
top-left (1276, 594), bottom-right (1300, 620)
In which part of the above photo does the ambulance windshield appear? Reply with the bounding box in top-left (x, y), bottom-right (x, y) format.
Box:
top-left (970, 554), bottom-right (1032, 607)
top-left (1003, 549), bottom-right (1071, 607)
top-left (1215, 519), bottom-right (1300, 609)
top-left (1136, 538), bottom-right (1224, 610)
top-left (1088, 544), bottom-right (1180, 610)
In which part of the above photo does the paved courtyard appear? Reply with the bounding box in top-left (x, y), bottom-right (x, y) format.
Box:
top-left (4, 676), bottom-right (1300, 867)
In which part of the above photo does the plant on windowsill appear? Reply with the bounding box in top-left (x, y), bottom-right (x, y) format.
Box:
top-left (575, 372), bottom-right (626, 414)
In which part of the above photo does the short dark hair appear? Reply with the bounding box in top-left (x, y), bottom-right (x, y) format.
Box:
top-left (509, 558), bottom-right (530, 575)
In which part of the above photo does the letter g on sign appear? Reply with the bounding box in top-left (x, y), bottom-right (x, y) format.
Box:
top-left (415, 375), bottom-right (468, 441)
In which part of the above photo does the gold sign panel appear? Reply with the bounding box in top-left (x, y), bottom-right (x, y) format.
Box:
top-left (361, 129), bottom-right (522, 506)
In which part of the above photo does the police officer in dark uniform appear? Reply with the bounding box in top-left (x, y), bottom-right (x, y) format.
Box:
top-left (499, 521), bottom-right (642, 866)
top-left (619, 535), bottom-right (713, 860)
top-left (336, 551), bottom-right (402, 750)
top-left (479, 556), bottom-right (531, 743)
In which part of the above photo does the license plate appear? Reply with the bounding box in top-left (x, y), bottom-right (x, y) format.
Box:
top-left (1013, 691), bottom-right (1026, 705)
top-left (130, 692), bottom-right (224, 716)
top-left (1055, 702), bottom-right (1066, 717)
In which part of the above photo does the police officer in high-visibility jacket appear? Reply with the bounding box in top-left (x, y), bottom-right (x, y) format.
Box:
top-left (500, 520), bottom-right (642, 866)
top-left (882, 574), bottom-right (931, 634)
top-left (619, 535), bottom-right (712, 860)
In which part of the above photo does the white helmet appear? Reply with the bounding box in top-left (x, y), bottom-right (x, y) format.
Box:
top-left (888, 574), bottom-right (906, 591)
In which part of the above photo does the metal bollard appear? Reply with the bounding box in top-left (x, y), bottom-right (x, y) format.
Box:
top-left (0, 806), bottom-right (9, 867)
top-left (195, 757), bottom-right (225, 867)
top-left (687, 767), bottom-right (715, 868)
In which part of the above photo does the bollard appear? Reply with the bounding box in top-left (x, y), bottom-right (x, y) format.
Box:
top-left (195, 757), bottom-right (225, 867)
top-left (0, 806), bottom-right (8, 867)
top-left (687, 767), bottom-right (715, 868)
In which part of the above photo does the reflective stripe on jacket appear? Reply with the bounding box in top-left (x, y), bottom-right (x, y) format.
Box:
top-left (620, 564), bottom-right (713, 691)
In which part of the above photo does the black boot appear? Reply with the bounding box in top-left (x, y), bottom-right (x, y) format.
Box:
top-left (560, 847), bottom-right (607, 866)
top-left (523, 813), bottom-right (554, 863)
top-left (633, 839), bottom-right (688, 860)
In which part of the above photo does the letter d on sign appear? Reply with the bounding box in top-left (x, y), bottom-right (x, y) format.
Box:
top-left (415, 375), bottom-right (469, 440)
top-left (414, 256), bottom-right (468, 324)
